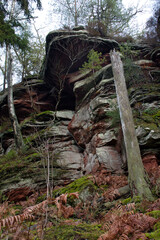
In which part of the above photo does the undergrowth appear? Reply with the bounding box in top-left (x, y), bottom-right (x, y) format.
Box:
top-left (0, 171), bottom-right (159, 239)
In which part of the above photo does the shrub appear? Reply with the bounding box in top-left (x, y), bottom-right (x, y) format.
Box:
top-left (80, 49), bottom-right (105, 74)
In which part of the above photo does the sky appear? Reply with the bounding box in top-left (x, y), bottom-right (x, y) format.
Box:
top-left (33, 0), bottom-right (154, 39)
top-left (122, 0), bottom-right (153, 30)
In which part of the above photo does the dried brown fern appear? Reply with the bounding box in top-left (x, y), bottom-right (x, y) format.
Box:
top-left (0, 198), bottom-right (53, 232)
top-left (99, 211), bottom-right (157, 240)
top-left (92, 173), bottom-right (129, 202)
top-left (147, 198), bottom-right (160, 211)
top-left (0, 202), bottom-right (12, 219)
top-left (55, 192), bottom-right (79, 218)
top-left (0, 212), bottom-right (34, 231)
top-left (91, 170), bottom-right (128, 189)
top-left (24, 199), bottom-right (50, 215)
top-left (0, 192), bottom-right (79, 232)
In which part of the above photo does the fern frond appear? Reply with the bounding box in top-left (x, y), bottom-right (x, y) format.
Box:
top-left (0, 212), bottom-right (34, 231)
top-left (54, 192), bottom-right (79, 218)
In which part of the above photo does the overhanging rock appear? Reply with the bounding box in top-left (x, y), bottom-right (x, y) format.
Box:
top-left (41, 30), bottom-right (119, 94)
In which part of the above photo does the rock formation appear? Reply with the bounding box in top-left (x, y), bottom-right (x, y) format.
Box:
top-left (0, 30), bottom-right (160, 198)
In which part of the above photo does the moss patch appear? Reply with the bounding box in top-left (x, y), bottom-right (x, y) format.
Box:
top-left (121, 197), bottom-right (132, 205)
top-left (43, 222), bottom-right (104, 240)
top-left (0, 150), bottom-right (25, 180)
top-left (145, 222), bottom-right (160, 240)
top-left (147, 210), bottom-right (160, 219)
top-left (35, 110), bottom-right (55, 121)
top-left (134, 117), bottom-right (158, 130)
top-left (0, 149), bottom-right (44, 190)
top-left (53, 176), bottom-right (97, 197)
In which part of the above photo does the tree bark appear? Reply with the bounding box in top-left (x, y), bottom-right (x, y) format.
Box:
top-left (5, 0), bottom-right (24, 150)
top-left (7, 51), bottom-right (24, 150)
top-left (110, 50), bottom-right (153, 201)
top-left (74, 0), bottom-right (78, 26)
top-left (3, 44), bottom-right (8, 91)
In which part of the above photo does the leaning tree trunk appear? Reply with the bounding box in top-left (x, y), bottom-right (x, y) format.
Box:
top-left (7, 50), bottom-right (24, 150)
top-left (110, 50), bottom-right (153, 201)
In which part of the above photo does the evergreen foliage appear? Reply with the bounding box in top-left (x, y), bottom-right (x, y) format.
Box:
top-left (105, 106), bottom-right (120, 127)
top-left (86, 0), bottom-right (136, 36)
top-left (120, 43), bottom-right (142, 87)
top-left (80, 49), bottom-right (104, 74)
top-left (0, 0), bottom-right (42, 47)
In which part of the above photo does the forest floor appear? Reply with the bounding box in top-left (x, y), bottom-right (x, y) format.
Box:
top-left (0, 168), bottom-right (160, 240)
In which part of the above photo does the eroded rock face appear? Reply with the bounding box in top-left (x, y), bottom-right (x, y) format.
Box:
top-left (0, 79), bottom-right (55, 122)
top-left (42, 30), bottom-right (118, 88)
top-left (39, 30), bottom-right (118, 110)
top-left (0, 32), bottom-right (160, 194)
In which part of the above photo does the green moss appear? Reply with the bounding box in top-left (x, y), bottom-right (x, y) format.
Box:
top-left (132, 196), bottom-right (142, 203)
top-left (36, 110), bottom-right (54, 117)
top-left (121, 197), bottom-right (132, 205)
top-left (4, 150), bottom-right (17, 160)
top-left (36, 193), bottom-right (46, 203)
top-left (154, 222), bottom-right (160, 230)
top-left (35, 111), bottom-right (55, 121)
top-left (121, 196), bottom-right (142, 206)
top-left (53, 176), bottom-right (97, 197)
top-left (145, 228), bottom-right (160, 239)
top-left (134, 118), bottom-right (158, 130)
top-left (43, 223), bottom-right (104, 240)
top-left (147, 210), bottom-right (160, 219)
top-left (23, 152), bottom-right (41, 162)
top-left (0, 150), bottom-right (25, 179)
top-left (37, 176), bottom-right (97, 204)
top-left (0, 149), bottom-right (43, 185)
top-left (144, 108), bottom-right (159, 116)
top-left (12, 205), bottom-right (23, 215)
top-left (153, 110), bottom-right (160, 122)
top-left (141, 113), bottom-right (155, 123)
top-left (99, 184), bottom-right (108, 190)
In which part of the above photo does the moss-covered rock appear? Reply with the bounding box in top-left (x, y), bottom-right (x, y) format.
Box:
top-left (53, 175), bottom-right (97, 197)
top-left (43, 222), bottom-right (104, 240)
top-left (0, 149), bottom-right (45, 192)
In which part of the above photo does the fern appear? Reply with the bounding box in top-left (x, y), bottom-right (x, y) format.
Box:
top-left (99, 212), bottom-right (157, 240)
top-left (0, 213), bottom-right (34, 231)
top-left (0, 192), bottom-right (79, 232)
top-left (55, 193), bottom-right (79, 218)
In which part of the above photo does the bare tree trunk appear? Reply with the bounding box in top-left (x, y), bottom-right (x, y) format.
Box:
top-left (5, 0), bottom-right (24, 150)
top-left (74, 0), bottom-right (78, 26)
top-left (3, 44), bottom-right (9, 91)
top-left (110, 50), bottom-right (153, 201)
top-left (7, 51), bottom-right (24, 149)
